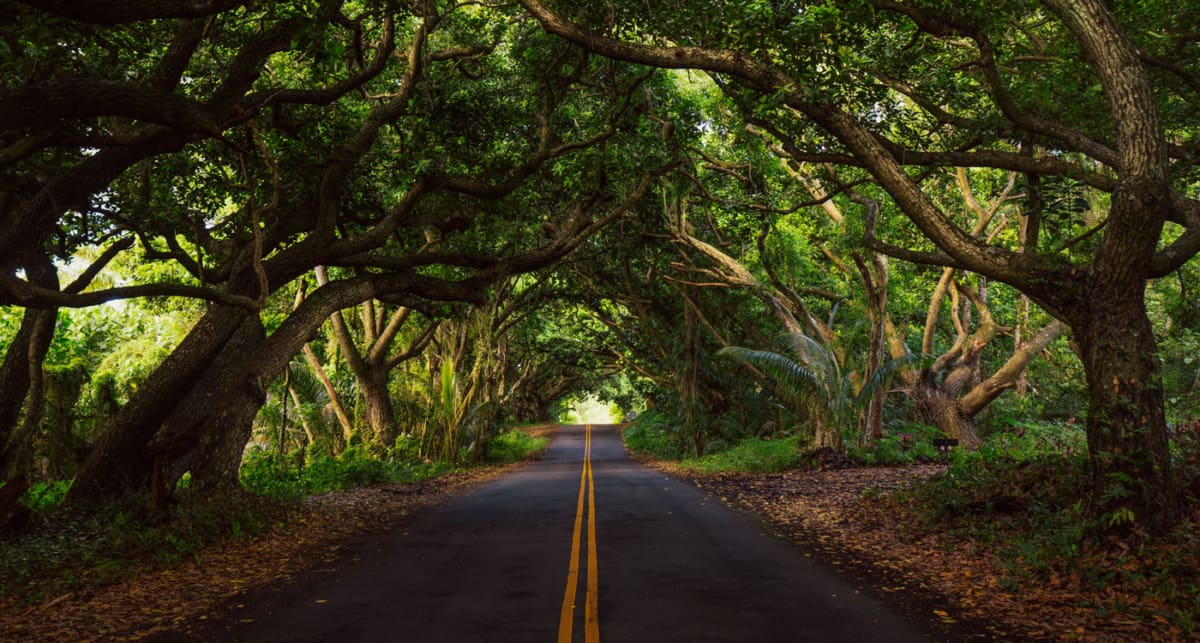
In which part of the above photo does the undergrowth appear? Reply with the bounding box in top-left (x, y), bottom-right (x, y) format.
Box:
top-left (239, 428), bottom-right (546, 498)
top-left (621, 411), bottom-right (682, 460)
top-left (2, 427), bottom-right (549, 604)
top-left (485, 428), bottom-right (548, 463)
top-left (0, 489), bottom-right (290, 604)
top-left (624, 414), bottom-right (947, 469)
top-left (678, 436), bottom-right (802, 473)
top-left (887, 419), bottom-right (1200, 635)
top-left (239, 444), bottom-right (457, 499)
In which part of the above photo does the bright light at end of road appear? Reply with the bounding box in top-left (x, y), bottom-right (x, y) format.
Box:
top-left (572, 397), bottom-right (615, 424)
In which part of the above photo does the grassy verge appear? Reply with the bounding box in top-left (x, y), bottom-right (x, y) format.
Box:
top-left (0, 489), bottom-right (293, 604)
top-left (622, 412), bottom-right (947, 472)
top-left (677, 436), bottom-right (802, 473)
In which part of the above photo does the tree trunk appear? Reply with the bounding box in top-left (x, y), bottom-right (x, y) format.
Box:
top-left (0, 250), bottom-right (58, 461)
top-left (0, 311), bottom-right (45, 446)
top-left (912, 384), bottom-right (981, 449)
top-left (68, 305), bottom-right (250, 503)
top-left (361, 372), bottom-right (397, 448)
top-left (1071, 288), bottom-right (1177, 532)
top-left (0, 473), bottom-right (31, 534)
top-left (301, 344), bottom-right (353, 447)
top-left (0, 310), bottom-right (54, 479)
top-left (152, 315), bottom-right (267, 494)
top-left (181, 381), bottom-right (265, 492)
top-left (852, 250), bottom-right (888, 443)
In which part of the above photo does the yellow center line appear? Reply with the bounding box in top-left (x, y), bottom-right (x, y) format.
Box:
top-left (558, 424), bottom-right (600, 643)
top-left (585, 424), bottom-right (600, 643)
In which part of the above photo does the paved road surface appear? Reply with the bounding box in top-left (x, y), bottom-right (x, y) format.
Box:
top-left (201, 425), bottom-right (932, 642)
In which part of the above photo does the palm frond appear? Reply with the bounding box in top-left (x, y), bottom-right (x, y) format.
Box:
top-left (855, 352), bottom-right (930, 404)
top-left (781, 333), bottom-right (841, 394)
top-left (717, 344), bottom-right (829, 418)
top-left (287, 359), bottom-right (331, 405)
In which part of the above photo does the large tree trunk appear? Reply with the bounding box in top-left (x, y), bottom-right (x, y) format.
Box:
top-left (68, 305), bottom-right (250, 503)
top-left (0, 250), bottom-right (58, 460)
top-left (912, 384), bottom-right (982, 449)
top-left (1071, 283), bottom-right (1177, 532)
top-left (152, 315), bottom-right (268, 495)
top-left (361, 372), bottom-right (397, 447)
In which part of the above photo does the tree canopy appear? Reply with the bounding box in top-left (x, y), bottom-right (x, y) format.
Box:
top-left (2, 0), bottom-right (1199, 534)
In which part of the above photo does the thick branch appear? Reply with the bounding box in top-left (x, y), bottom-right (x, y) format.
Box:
top-left (959, 320), bottom-right (1066, 416)
top-left (18, 0), bottom-right (249, 24)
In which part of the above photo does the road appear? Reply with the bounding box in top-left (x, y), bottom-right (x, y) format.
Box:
top-left (203, 424), bottom-right (933, 642)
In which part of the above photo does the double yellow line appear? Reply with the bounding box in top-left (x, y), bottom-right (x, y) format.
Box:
top-left (558, 424), bottom-right (600, 643)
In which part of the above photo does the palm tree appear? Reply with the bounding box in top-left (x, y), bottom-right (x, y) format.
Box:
top-left (718, 333), bottom-right (917, 449)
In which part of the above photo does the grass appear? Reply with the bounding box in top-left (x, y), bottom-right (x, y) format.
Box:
top-left (239, 445), bottom-right (459, 499)
top-left (485, 428), bottom-right (549, 463)
top-left (622, 412), bottom-right (947, 470)
top-left (240, 427), bottom-right (548, 499)
top-left (678, 436), bottom-right (802, 473)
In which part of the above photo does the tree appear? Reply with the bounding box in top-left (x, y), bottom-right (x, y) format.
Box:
top-left (314, 267), bottom-right (438, 449)
top-left (0, 1), bottom-right (681, 504)
top-left (719, 333), bottom-right (912, 449)
top-left (518, 0), bottom-right (1200, 532)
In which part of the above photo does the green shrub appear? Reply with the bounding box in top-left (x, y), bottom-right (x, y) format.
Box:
top-left (680, 436), bottom-right (802, 473)
top-left (1170, 417), bottom-right (1200, 490)
top-left (239, 449), bottom-right (305, 498)
top-left (486, 429), bottom-right (548, 463)
top-left (239, 442), bottom-right (472, 499)
top-left (978, 419), bottom-right (1087, 461)
top-left (19, 480), bottom-right (71, 511)
top-left (622, 411), bottom-right (681, 460)
top-left (849, 422), bottom-right (942, 465)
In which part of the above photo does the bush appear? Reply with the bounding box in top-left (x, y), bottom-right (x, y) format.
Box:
top-left (19, 480), bottom-right (71, 511)
top-left (849, 422), bottom-right (942, 465)
top-left (1170, 417), bottom-right (1200, 491)
top-left (240, 446), bottom-right (394, 497)
top-left (486, 429), bottom-right (548, 463)
top-left (621, 410), bottom-right (681, 459)
top-left (679, 436), bottom-right (801, 473)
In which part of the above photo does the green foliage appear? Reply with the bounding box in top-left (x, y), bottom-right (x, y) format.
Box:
top-left (621, 409), bottom-right (682, 460)
top-left (0, 492), bottom-right (288, 602)
top-left (239, 446), bottom-right (458, 498)
top-left (18, 481), bottom-right (71, 511)
top-left (1170, 417), bottom-right (1200, 491)
top-left (679, 436), bottom-right (802, 473)
top-left (974, 419), bottom-right (1089, 461)
top-left (848, 423), bottom-right (942, 466)
top-left (485, 429), bottom-right (548, 463)
top-left (717, 333), bottom-right (920, 447)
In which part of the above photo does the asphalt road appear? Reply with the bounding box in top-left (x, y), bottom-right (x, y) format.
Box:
top-left (205, 424), bottom-right (933, 642)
